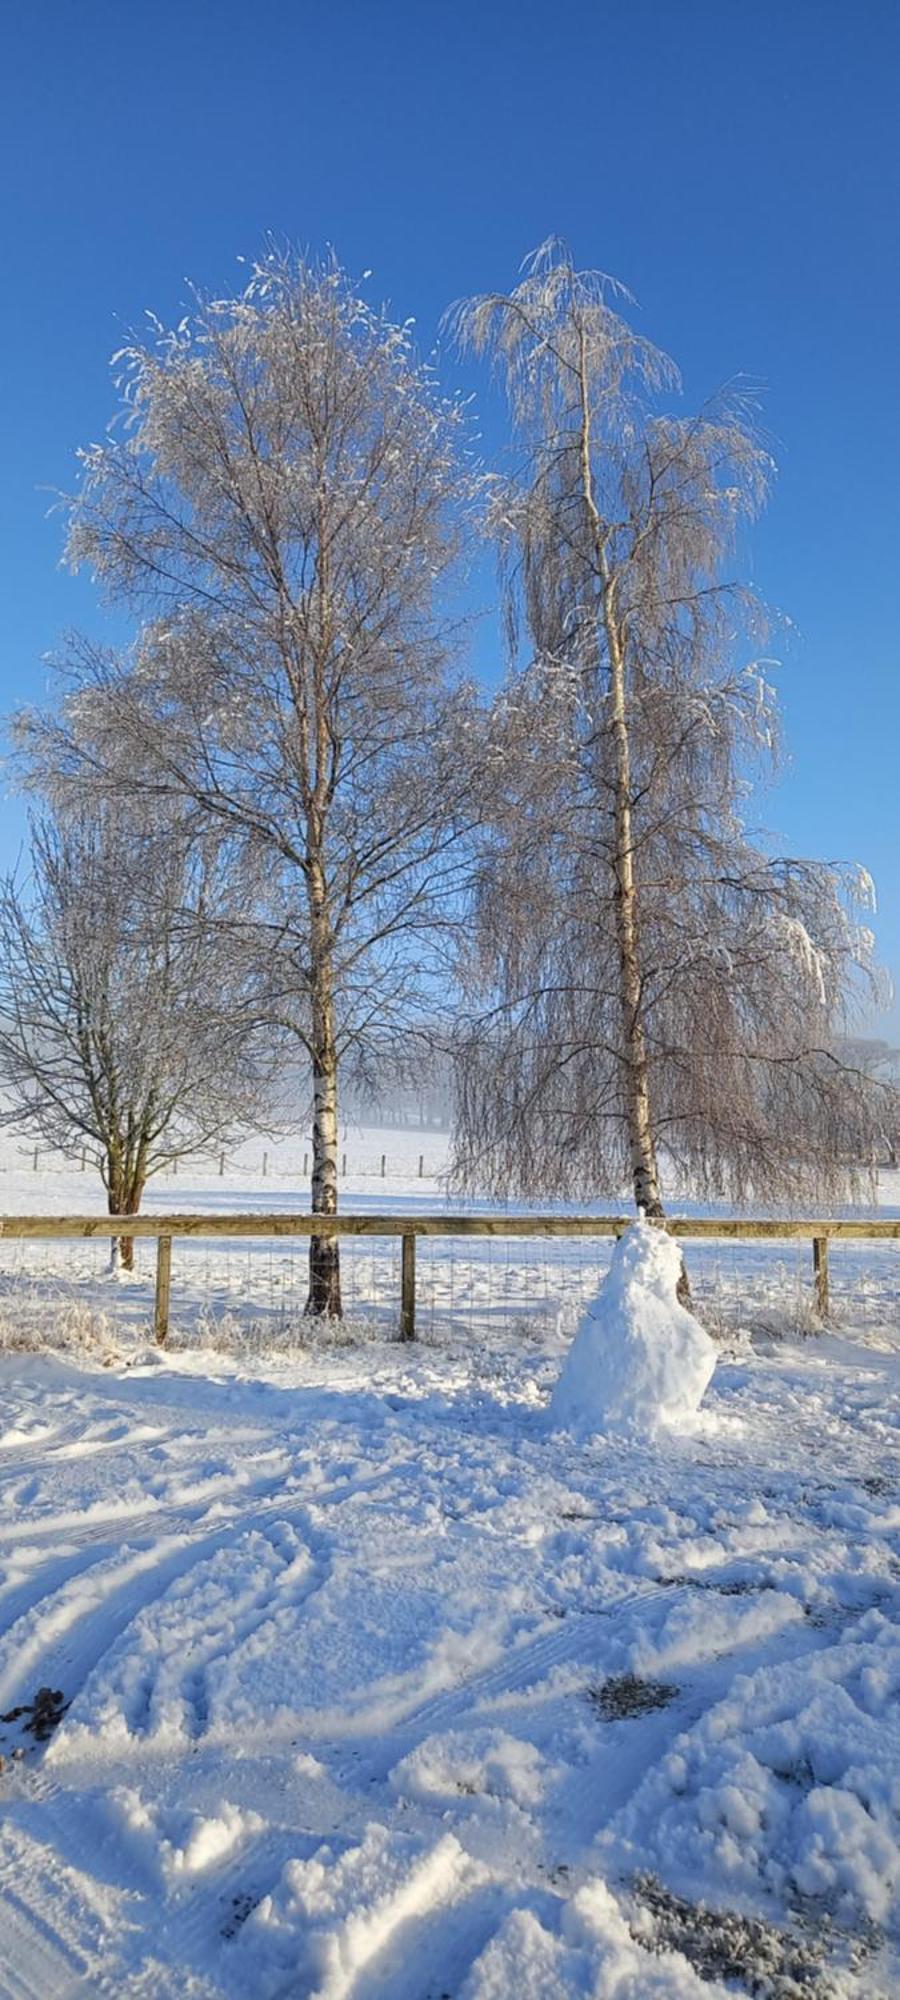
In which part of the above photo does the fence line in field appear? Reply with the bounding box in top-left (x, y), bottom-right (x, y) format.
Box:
top-left (2, 1211), bottom-right (899, 1344)
top-left (10, 1148), bottom-right (448, 1182)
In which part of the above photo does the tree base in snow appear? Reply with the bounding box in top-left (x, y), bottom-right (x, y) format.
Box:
top-left (305, 1235), bottom-right (342, 1319)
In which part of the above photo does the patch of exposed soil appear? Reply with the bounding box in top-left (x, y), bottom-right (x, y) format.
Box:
top-left (631, 1872), bottom-right (882, 1998)
top-left (588, 1673), bottom-right (679, 1720)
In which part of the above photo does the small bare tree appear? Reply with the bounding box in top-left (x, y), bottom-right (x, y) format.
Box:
top-left (22, 249), bottom-right (480, 1313)
top-left (449, 242), bottom-right (887, 1212)
top-left (0, 800), bottom-right (263, 1267)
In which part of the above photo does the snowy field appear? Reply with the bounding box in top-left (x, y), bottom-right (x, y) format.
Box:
top-left (1, 1137), bottom-right (900, 1993)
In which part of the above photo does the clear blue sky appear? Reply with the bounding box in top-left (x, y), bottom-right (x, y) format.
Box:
top-left (2, 0), bottom-right (898, 1032)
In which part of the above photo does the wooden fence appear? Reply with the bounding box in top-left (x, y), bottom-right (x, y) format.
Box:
top-left (2, 1211), bottom-right (899, 1344)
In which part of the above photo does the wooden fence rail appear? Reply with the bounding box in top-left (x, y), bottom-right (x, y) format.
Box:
top-left (4, 1213), bottom-right (900, 1241)
top-left (1, 1211), bottom-right (898, 1343)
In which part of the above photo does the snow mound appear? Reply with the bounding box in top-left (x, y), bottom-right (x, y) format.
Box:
top-left (109, 1787), bottom-right (263, 1884)
top-left (391, 1726), bottom-right (551, 1807)
top-left (549, 1220), bottom-right (716, 1438)
top-left (237, 1823), bottom-right (481, 1997)
top-left (600, 1608), bottom-right (900, 1932)
top-left (461, 1883), bottom-right (722, 1998)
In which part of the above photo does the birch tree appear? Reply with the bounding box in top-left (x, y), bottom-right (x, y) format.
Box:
top-left (0, 801), bottom-right (261, 1267)
top-left (24, 250), bottom-right (478, 1314)
top-left (449, 242), bottom-right (886, 1211)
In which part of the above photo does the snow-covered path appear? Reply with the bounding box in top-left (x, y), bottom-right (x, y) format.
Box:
top-left (2, 1323), bottom-right (900, 1996)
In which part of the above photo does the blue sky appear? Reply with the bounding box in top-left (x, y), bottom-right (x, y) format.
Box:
top-left (2, 0), bottom-right (898, 1032)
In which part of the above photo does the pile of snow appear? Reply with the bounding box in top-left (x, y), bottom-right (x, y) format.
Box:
top-left (601, 1606), bottom-right (900, 1933)
top-left (391, 1725), bottom-right (551, 1808)
top-left (549, 1218), bottom-right (717, 1438)
top-left (110, 1789), bottom-right (264, 1884)
top-left (236, 1823), bottom-right (480, 1998)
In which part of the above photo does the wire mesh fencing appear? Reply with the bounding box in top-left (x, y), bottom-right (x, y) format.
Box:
top-left (0, 1233), bottom-right (138, 1356)
top-left (0, 1220), bottom-right (897, 1358)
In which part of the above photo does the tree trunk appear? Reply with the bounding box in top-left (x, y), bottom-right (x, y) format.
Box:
top-left (575, 326), bottom-right (662, 1221)
top-left (575, 327), bottom-right (688, 1299)
top-left (307, 1040), bottom-right (342, 1317)
top-left (107, 1172), bottom-right (144, 1271)
top-left (601, 588), bottom-right (693, 1300)
top-left (604, 591), bottom-right (663, 1221)
top-left (305, 878), bottom-right (342, 1318)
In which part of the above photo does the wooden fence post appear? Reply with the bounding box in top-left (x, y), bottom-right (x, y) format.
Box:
top-left (813, 1235), bottom-right (829, 1319)
top-left (400, 1231), bottom-right (416, 1341)
top-left (418, 1154), bottom-right (424, 1179)
top-left (381, 1153), bottom-right (386, 1178)
top-left (154, 1236), bottom-right (172, 1345)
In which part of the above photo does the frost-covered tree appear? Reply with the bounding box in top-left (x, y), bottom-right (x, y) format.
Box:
top-left (22, 249), bottom-right (479, 1313)
top-left (0, 799), bottom-right (263, 1267)
top-left (449, 242), bottom-right (886, 1211)
top-left (841, 1040), bottom-right (900, 1167)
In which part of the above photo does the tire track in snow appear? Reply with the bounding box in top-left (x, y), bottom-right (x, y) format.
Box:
top-left (0, 1820), bottom-right (108, 2000)
top-left (118, 1515), bottom-right (331, 1747)
top-left (0, 1495), bottom-right (328, 1726)
top-left (340, 1577), bottom-right (826, 1843)
top-left (0, 1418), bottom-right (171, 1483)
top-left (0, 1470), bottom-right (291, 1638)
top-left (0, 1745), bottom-right (327, 1996)
top-left (0, 1458), bottom-right (291, 1545)
top-left (0, 1439), bottom-right (422, 1733)
top-left (336, 1583), bottom-right (678, 1791)
top-left (327, 1877), bottom-right (524, 2000)
top-left (0, 1514), bottom-right (335, 1993)
top-left (0, 1831), bottom-right (223, 1999)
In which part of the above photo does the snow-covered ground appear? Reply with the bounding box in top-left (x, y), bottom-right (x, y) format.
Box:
top-left (2, 1135), bottom-right (900, 1994)
top-left (4, 1306), bottom-right (900, 1994)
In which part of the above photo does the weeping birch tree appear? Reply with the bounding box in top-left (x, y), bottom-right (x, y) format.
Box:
top-left (449, 242), bottom-right (885, 1211)
top-left (23, 249), bottom-right (478, 1314)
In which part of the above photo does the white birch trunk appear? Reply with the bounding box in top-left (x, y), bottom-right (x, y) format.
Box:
top-left (305, 864), bottom-right (342, 1318)
top-left (576, 327), bottom-right (662, 1220)
top-left (603, 583), bottom-right (663, 1219)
